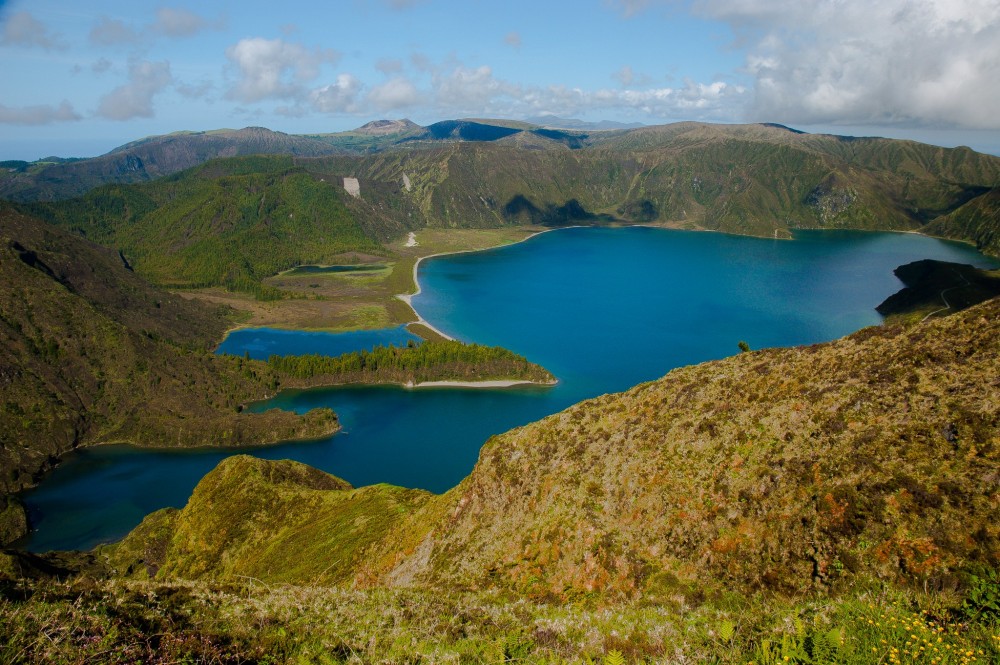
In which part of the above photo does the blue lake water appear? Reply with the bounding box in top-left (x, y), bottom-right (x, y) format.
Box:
top-left (18, 227), bottom-right (999, 551)
top-left (216, 325), bottom-right (421, 360)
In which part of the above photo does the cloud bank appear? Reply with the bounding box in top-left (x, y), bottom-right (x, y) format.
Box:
top-left (652, 0), bottom-right (1000, 129)
top-left (226, 38), bottom-right (339, 103)
top-left (97, 60), bottom-right (173, 120)
top-left (0, 101), bottom-right (81, 125)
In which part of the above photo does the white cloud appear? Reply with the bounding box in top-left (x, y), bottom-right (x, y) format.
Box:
top-left (89, 16), bottom-right (139, 46)
top-left (410, 52), bottom-right (434, 73)
top-left (97, 60), bottom-right (173, 120)
top-left (310, 74), bottom-right (362, 112)
top-left (151, 7), bottom-right (221, 38)
top-left (225, 38), bottom-right (338, 103)
top-left (0, 100), bottom-right (80, 125)
top-left (367, 77), bottom-right (421, 111)
top-left (434, 66), bottom-right (518, 111)
top-left (1, 10), bottom-right (67, 50)
top-left (695, 0), bottom-right (1000, 129)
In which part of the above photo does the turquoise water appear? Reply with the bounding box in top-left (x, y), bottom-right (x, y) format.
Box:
top-left (18, 227), bottom-right (998, 552)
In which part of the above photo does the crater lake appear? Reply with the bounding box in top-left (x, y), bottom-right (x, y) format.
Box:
top-left (18, 227), bottom-right (998, 551)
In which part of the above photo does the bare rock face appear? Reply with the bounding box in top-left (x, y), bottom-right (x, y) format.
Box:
top-left (343, 176), bottom-right (361, 197)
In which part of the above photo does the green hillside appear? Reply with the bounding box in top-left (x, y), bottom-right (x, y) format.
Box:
top-left (104, 297), bottom-right (1000, 598)
top-left (923, 187), bottom-right (1000, 256)
top-left (15, 122), bottom-right (1000, 306)
top-left (5, 297), bottom-right (995, 662)
top-left (25, 156), bottom-right (382, 297)
top-left (298, 122), bottom-right (1000, 246)
top-left (0, 205), bottom-right (338, 500)
top-left (0, 127), bottom-right (343, 203)
top-left (266, 339), bottom-right (556, 387)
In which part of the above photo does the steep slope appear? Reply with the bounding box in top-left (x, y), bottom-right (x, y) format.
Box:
top-left (18, 123), bottom-right (1000, 302)
top-left (923, 187), bottom-right (1000, 256)
top-left (303, 124), bottom-right (1000, 243)
top-left (0, 127), bottom-right (343, 203)
top-left (0, 206), bottom-right (338, 495)
top-left (114, 298), bottom-right (1000, 597)
top-left (406, 300), bottom-right (999, 596)
top-left (24, 156), bottom-right (382, 295)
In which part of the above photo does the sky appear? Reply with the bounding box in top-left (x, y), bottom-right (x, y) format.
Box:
top-left (2, 0), bottom-right (999, 160)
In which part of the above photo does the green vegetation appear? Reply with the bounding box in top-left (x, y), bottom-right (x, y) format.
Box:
top-left (12, 122), bottom-right (999, 313)
top-left (876, 259), bottom-right (1000, 323)
top-left (3, 120), bottom-right (1000, 662)
top-left (24, 157), bottom-right (381, 298)
top-left (0, 126), bottom-right (341, 203)
top-left (0, 496), bottom-right (27, 546)
top-left (0, 206), bottom-right (338, 494)
top-left (2, 576), bottom-right (998, 663)
top-left (264, 340), bottom-right (556, 386)
top-left (78, 297), bottom-right (998, 598)
top-left (2, 296), bottom-right (999, 662)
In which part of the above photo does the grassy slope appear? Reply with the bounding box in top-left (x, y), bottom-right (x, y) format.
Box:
top-left (24, 156), bottom-right (382, 295)
top-left (109, 298), bottom-right (1000, 600)
top-left (923, 187), bottom-right (1000, 256)
top-left (41, 298), bottom-right (995, 663)
top-left (304, 124), bottom-right (1000, 244)
top-left (406, 299), bottom-right (998, 598)
top-left (106, 457), bottom-right (432, 586)
top-left (4, 574), bottom-right (999, 663)
top-left (0, 206), bottom-right (338, 495)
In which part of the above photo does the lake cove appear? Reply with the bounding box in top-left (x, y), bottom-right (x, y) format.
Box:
top-left (19, 227), bottom-right (999, 551)
top-left (216, 325), bottom-right (420, 360)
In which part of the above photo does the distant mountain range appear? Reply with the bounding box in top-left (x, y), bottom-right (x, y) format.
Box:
top-left (0, 127), bottom-right (343, 202)
top-left (525, 115), bottom-right (646, 130)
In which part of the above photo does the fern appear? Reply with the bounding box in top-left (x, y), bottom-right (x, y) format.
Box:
top-left (718, 619), bottom-right (735, 642)
top-left (604, 649), bottom-right (626, 665)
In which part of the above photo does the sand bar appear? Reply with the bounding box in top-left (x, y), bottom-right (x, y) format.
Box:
top-left (407, 379), bottom-right (557, 389)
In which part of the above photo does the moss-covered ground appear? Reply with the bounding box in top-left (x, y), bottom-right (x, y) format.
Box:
top-left (2, 576), bottom-right (998, 664)
top-left (183, 227), bottom-right (542, 334)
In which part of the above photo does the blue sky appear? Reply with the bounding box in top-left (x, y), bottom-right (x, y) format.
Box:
top-left (2, 0), bottom-right (999, 160)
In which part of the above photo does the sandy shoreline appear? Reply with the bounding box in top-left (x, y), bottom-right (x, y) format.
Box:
top-left (406, 378), bottom-right (556, 389)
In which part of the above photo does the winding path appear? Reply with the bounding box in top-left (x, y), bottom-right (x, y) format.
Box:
top-left (920, 269), bottom-right (971, 322)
